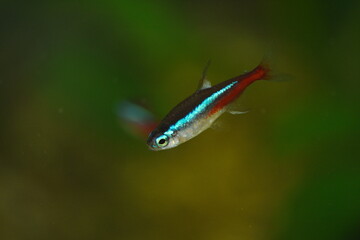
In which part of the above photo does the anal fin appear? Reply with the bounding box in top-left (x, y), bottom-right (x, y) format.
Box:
top-left (226, 103), bottom-right (250, 115)
top-left (228, 110), bottom-right (249, 115)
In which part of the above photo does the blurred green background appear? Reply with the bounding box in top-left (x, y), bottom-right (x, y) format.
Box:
top-left (1, 0), bottom-right (360, 239)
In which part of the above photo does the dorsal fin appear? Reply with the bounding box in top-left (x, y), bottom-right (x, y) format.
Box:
top-left (197, 60), bottom-right (212, 91)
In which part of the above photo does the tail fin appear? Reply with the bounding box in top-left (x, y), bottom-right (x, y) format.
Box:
top-left (246, 59), bottom-right (272, 82)
top-left (257, 49), bottom-right (292, 82)
top-left (256, 59), bottom-right (272, 80)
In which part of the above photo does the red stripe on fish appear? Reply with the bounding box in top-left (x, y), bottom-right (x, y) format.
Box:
top-left (208, 63), bottom-right (270, 116)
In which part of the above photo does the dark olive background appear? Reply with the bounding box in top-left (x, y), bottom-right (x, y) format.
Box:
top-left (0, 0), bottom-right (359, 239)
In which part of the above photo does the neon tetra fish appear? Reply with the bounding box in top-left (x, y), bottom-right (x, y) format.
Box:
top-left (147, 60), bottom-right (272, 151)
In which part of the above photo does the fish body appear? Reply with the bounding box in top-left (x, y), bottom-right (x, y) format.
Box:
top-left (147, 61), bottom-right (271, 151)
top-left (117, 100), bottom-right (158, 138)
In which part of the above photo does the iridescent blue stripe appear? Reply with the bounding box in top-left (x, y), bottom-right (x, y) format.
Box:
top-left (165, 81), bottom-right (237, 135)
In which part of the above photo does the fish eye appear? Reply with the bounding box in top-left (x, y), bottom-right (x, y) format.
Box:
top-left (156, 135), bottom-right (169, 147)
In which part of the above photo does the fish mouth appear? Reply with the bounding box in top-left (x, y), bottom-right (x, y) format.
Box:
top-left (147, 143), bottom-right (159, 151)
top-left (148, 146), bottom-right (162, 151)
top-left (146, 137), bottom-right (155, 149)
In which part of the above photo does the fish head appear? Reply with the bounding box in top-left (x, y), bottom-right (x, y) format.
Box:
top-left (147, 127), bottom-right (180, 151)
